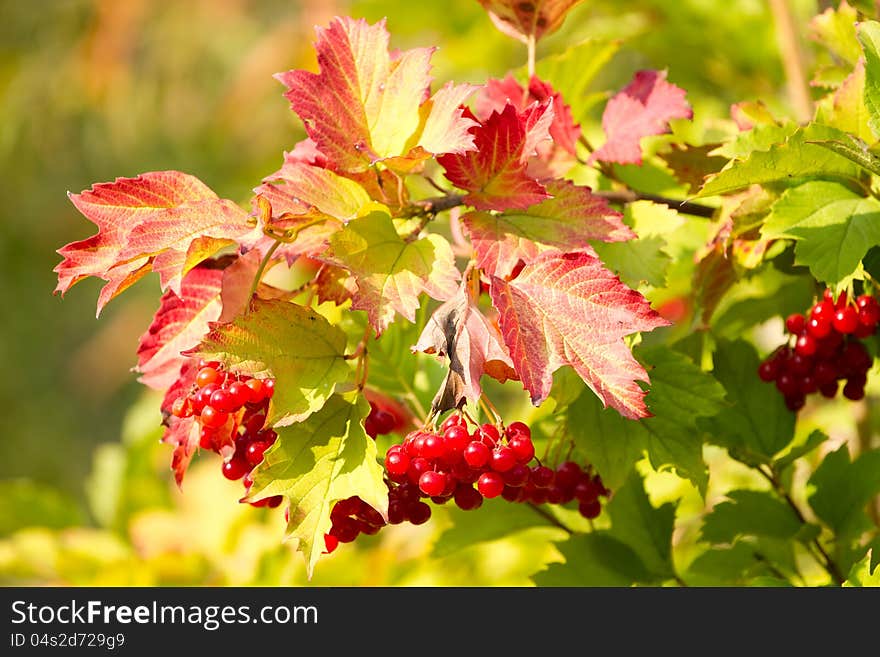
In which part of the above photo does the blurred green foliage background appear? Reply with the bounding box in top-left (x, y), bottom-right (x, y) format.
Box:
top-left (0, 0), bottom-right (859, 585)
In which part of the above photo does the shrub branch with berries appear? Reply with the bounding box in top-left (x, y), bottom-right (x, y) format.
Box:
top-left (55, 1), bottom-right (880, 586)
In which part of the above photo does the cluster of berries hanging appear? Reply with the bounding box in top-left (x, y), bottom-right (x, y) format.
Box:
top-left (170, 361), bottom-right (282, 507)
top-left (758, 290), bottom-right (878, 410)
top-left (322, 414), bottom-right (610, 551)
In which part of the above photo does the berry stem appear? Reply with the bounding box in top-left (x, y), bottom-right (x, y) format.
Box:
top-left (526, 502), bottom-right (574, 534)
top-left (478, 394), bottom-right (502, 426)
top-left (246, 239), bottom-right (281, 309)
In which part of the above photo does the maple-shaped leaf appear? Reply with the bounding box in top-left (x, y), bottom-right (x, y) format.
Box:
top-left (324, 211), bottom-right (460, 334)
top-left (314, 264), bottom-right (358, 307)
top-left (489, 250), bottom-right (669, 418)
top-left (438, 102), bottom-right (553, 211)
top-left (56, 171), bottom-right (252, 314)
top-left (276, 17), bottom-right (476, 173)
top-left (136, 265), bottom-right (224, 391)
top-left (248, 395), bottom-right (387, 577)
top-left (592, 70), bottom-right (693, 166)
top-left (413, 282), bottom-right (517, 413)
top-left (476, 74), bottom-right (581, 177)
top-left (477, 0), bottom-right (583, 44)
top-left (462, 179), bottom-right (633, 278)
top-left (188, 299), bottom-right (350, 427)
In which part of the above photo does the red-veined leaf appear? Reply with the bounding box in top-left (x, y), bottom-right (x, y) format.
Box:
top-left (592, 70), bottom-right (693, 165)
top-left (476, 74), bottom-right (580, 176)
top-left (56, 171), bottom-right (252, 315)
top-left (438, 102), bottom-right (553, 211)
top-left (462, 179), bottom-right (633, 278)
top-left (489, 250), bottom-right (669, 418)
top-left (136, 266), bottom-right (224, 391)
top-left (276, 17), bottom-right (476, 173)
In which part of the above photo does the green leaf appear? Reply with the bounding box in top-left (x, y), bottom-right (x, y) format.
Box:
top-left (326, 211), bottom-right (459, 334)
top-left (773, 430), bottom-right (828, 473)
top-left (762, 180), bottom-right (880, 285)
top-left (701, 490), bottom-right (802, 544)
top-left (701, 339), bottom-right (795, 464)
top-left (808, 446), bottom-right (880, 540)
top-left (844, 549), bottom-right (880, 587)
top-left (249, 395), bottom-right (387, 577)
top-left (431, 499), bottom-right (565, 559)
top-left (813, 63), bottom-right (875, 145)
top-left (713, 121), bottom-right (798, 160)
top-left (532, 533), bottom-right (652, 587)
top-left (190, 299), bottom-right (350, 427)
top-left (807, 134), bottom-right (880, 178)
top-left (858, 21), bottom-right (880, 139)
top-left (699, 124), bottom-right (863, 197)
top-left (811, 2), bottom-right (861, 65)
top-left (686, 542), bottom-right (775, 585)
top-left (566, 346), bottom-right (723, 493)
top-left (606, 472), bottom-right (677, 580)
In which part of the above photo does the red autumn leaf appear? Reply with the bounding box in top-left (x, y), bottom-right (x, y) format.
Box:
top-left (276, 17), bottom-right (476, 173)
top-left (592, 70), bottom-right (693, 165)
top-left (413, 282), bottom-right (517, 413)
top-left (462, 179), bottom-right (634, 278)
top-left (160, 360), bottom-right (199, 486)
top-left (136, 266), bottom-right (224, 391)
top-left (56, 171), bottom-right (253, 315)
top-left (476, 74), bottom-right (581, 177)
top-left (477, 0), bottom-right (583, 43)
top-left (489, 250), bottom-right (669, 419)
top-left (438, 102), bottom-right (553, 211)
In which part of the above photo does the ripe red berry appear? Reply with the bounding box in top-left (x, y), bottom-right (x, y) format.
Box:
top-left (785, 313), bottom-right (805, 334)
top-left (441, 414), bottom-right (465, 431)
top-left (227, 380), bottom-right (251, 409)
top-left (222, 455), bottom-right (250, 481)
top-left (795, 333), bottom-right (817, 357)
top-left (477, 472), bottom-right (505, 498)
top-left (407, 457), bottom-right (431, 486)
top-left (775, 373), bottom-right (799, 397)
top-left (784, 394), bottom-right (806, 412)
top-left (422, 434), bottom-right (446, 459)
top-left (463, 441), bottom-right (491, 468)
top-left (819, 382), bottom-right (838, 398)
top-left (209, 388), bottom-right (235, 413)
top-left (323, 533), bottom-right (339, 554)
top-left (506, 421), bottom-right (531, 440)
top-left (245, 440), bottom-right (271, 466)
top-left (555, 461), bottom-right (582, 490)
top-left (443, 425), bottom-right (471, 455)
top-left (200, 405), bottom-right (228, 429)
top-left (578, 499), bottom-right (602, 519)
top-left (453, 483), bottom-right (484, 511)
top-left (508, 435), bottom-right (535, 463)
top-left (758, 360), bottom-right (779, 382)
top-left (843, 381), bottom-right (866, 401)
top-left (196, 366), bottom-right (220, 388)
top-left (407, 501), bottom-right (431, 525)
top-left (490, 446), bottom-right (517, 473)
top-left (807, 316), bottom-right (832, 339)
top-left (263, 378), bottom-right (276, 399)
top-left (171, 397), bottom-right (192, 418)
top-left (244, 378), bottom-right (266, 404)
top-left (788, 353), bottom-right (812, 376)
top-left (530, 465), bottom-right (555, 488)
top-left (832, 306), bottom-right (859, 334)
top-left (385, 450), bottom-right (410, 476)
top-left (503, 463), bottom-right (530, 487)
top-left (418, 471), bottom-right (448, 497)
top-left (476, 423), bottom-right (500, 447)
top-left (811, 300), bottom-right (834, 320)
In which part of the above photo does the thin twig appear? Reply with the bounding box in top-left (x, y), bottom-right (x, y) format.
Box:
top-left (768, 0), bottom-right (813, 123)
top-left (246, 240), bottom-right (281, 308)
top-left (527, 503), bottom-right (574, 534)
top-left (526, 34), bottom-right (536, 77)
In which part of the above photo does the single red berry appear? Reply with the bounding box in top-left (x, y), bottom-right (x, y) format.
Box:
top-left (807, 316), bottom-right (832, 339)
top-left (788, 353), bottom-right (813, 376)
top-left (775, 373), bottom-right (799, 397)
top-left (364, 415), bottom-right (380, 439)
top-left (506, 421), bottom-right (531, 440)
top-left (463, 441), bottom-right (491, 468)
top-left (227, 380), bottom-right (251, 409)
top-left (785, 313), bottom-right (805, 334)
top-left (209, 388), bottom-right (235, 413)
top-left (195, 383), bottom-right (219, 409)
top-left (385, 450), bottom-right (410, 477)
top-left (476, 423), bottom-right (501, 447)
top-left (245, 440), bottom-right (271, 466)
top-left (546, 485), bottom-right (565, 504)
top-left (813, 361), bottom-right (838, 385)
top-left (407, 457), bottom-right (431, 486)
top-left (222, 455), bottom-right (250, 481)
top-left (263, 378), bottom-right (275, 399)
top-left (784, 394), bottom-right (806, 412)
top-left (418, 471), bottom-right (448, 497)
top-left (196, 366), bottom-right (220, 388)
top-left (244, 378), bottom-right (266, 404)
top-left (171, 397), bottom-right (192, 418)
top-left (578, 499), bottom-right (602, 519)
top-left (795, 333), bottom-right (817, 357)
top-left (758, 360), bottom-right (779, 382)
top-left (200, 405), bottom-right (229, 429)
top-left (199, 427), bottom-right (216, 450)
top-left (477, 472), bottom-right (505, 498)
top-left (453, 484), bottom-right (484, 511)
top-left (407, 501), bottom-right (432, 525)
top-left (371, 409), bottom-right (396, 435)
top-left (508, 436), bottom-right (535, 463)
top-left (441, 414), bottom-right (465, 431)
top-left (823, 288), bottom-right (835, 304)
top-left (422, 434), bottom-right (446, 460)
top-left (799, 375), bottom-right (818, 395)
top-left (490, 446), bottom-right (517, 473)
top-left (330, 517), bottom-right (359, 543)
top-left (530, 465), bottom-right (555, 488)
top-left (832, 306), bottom-right (859, 334)
top-left (819, 382), bottom-right (838, 398)
top-left (443, 425), bottom-right (471, 455)
top-left (388, 502), bottom-right (406, 525)
top-left (811, 300), bottom-right (834, 320)
top-left (503, 463), bottom-right (530, 487)
top-left (854, 322), bottom-right (876, 338)
top-left (555, 461), bottom-right (582, 490)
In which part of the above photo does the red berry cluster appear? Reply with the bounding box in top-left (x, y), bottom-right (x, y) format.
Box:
top-left (322, 414), bottom-right (610, 551)
top-left (758, 290), bottom-right (877, 410)
top-left (171, 361), bottom-right (282, 507)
